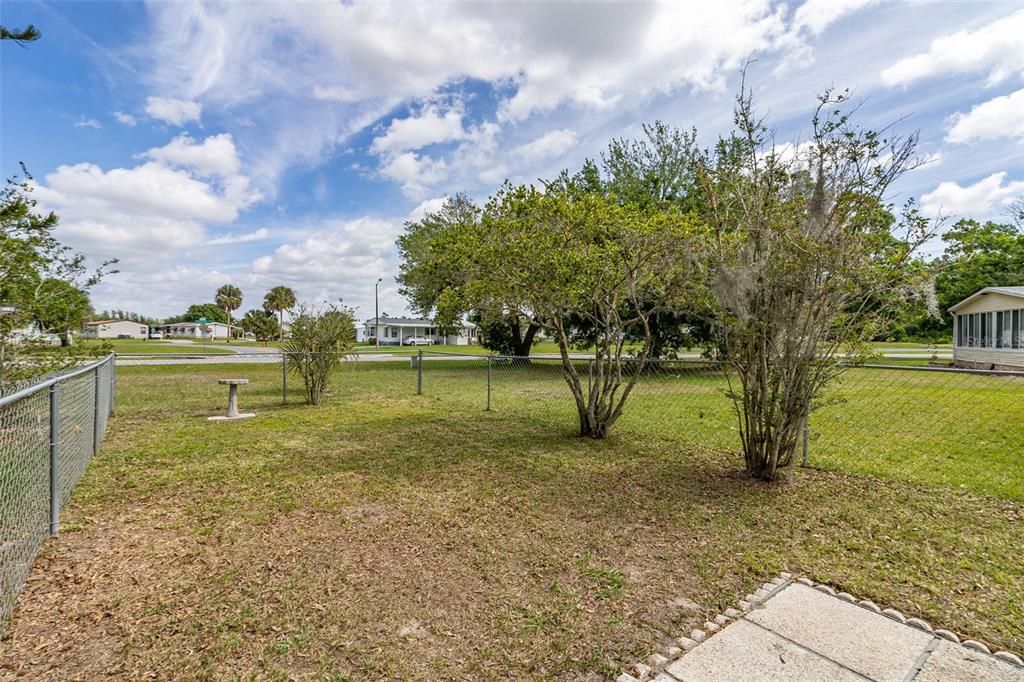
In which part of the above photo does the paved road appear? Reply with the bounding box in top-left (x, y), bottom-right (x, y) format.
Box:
top-left (629, 578), bottom-right (1023, 682)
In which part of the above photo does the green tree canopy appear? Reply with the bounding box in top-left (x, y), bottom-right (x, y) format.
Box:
top-left (215, 284), bottom-right (243, 341)
top-left (472, 182), bottom-right (705, 437)
top-left (397, 193), bottom-right (542, 356)
top-left (239, 309), bottom-right (279, 343)
top-left (0, 24), bottom-right (41, 46)
top-left (935, 219), bottom-right (1024, 318)
top-left (263, 286), bottom-right (297, 341)
top-left (33, 278), bottom-right (91, 346)
top-left (1, 166), bottom-right (114, 383)
top-left (697, 85), bottom-right (933, 480)
top-left (184, 303), bottom-right (228, 324)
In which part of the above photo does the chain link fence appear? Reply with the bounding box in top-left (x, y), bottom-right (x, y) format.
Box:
top-left (0, 354), bottom-right (115, 625)
top-left (405, 351), bottom-right (1024, 500)
top-left (104, 348), bottom-right (1023, 502)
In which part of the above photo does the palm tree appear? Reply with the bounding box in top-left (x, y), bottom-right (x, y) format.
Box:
top-left (215, 284), bottom-right (243, 343)
top-left (263, 286), bottom-right (297, 341)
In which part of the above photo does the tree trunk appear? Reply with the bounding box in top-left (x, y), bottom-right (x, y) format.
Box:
top-left (512, 321), bottom-right (539, 357)
top-left (736, 359), bottom-right (807, 481)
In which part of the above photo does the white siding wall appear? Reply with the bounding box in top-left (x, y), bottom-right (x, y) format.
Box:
top-left (86, 320), bottom-right (149, 339)
top-left (952, 348), bottom-right (1024, 369)
top-left (952, 293), bottom-right (1024, 369)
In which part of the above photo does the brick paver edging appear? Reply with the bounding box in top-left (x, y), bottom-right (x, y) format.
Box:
top-left (615, 573), bottom-right (1024, 682)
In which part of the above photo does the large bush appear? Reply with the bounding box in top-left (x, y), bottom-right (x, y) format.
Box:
top-left (282, 304), bottom-right (356, 405)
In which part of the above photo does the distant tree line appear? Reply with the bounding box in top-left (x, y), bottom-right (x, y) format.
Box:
top-left (159, 285), bottom-right (297, 343)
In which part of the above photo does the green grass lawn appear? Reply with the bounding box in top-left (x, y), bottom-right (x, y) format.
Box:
top-left (869, 341), bottom-right (952, 349)
top-left (2, 360), bottom-right (1020, 679)
top-left (80, 339), bottom-right (234, 355)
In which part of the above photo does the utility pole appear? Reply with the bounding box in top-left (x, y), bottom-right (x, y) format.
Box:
top-left (375, 278), bottom-right (382, 349)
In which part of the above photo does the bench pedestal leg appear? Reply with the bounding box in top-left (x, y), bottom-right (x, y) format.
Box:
top-left (227, 385), bottom-right (239, 418)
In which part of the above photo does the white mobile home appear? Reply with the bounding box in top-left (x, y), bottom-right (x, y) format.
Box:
top-left (81, 319), bottom-right (150, 339)
top-left (949, 286), bottom-right (1024, 371)
top-left (364, 317), bottom-right (477, 346)
top-left (159, 322), bottom-right (234, 339)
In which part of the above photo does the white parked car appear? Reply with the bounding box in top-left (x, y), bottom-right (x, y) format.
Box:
top-left (148, 331), bottom-right (163, 340)
top-left (402, 336), bottom-right (434, 346)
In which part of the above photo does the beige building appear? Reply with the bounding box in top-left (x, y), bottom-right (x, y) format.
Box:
top-left (949, 286), bottom-right (1024, 370)
top-left (81, 319), bottom-right (150, 339)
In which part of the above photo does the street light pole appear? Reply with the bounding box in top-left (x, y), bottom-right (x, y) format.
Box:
top-left (375, 278), bottom-right (382, 349)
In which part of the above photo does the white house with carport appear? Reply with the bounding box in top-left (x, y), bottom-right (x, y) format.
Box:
top-left (158, 321), bottom-right (235, 339)
top-left (364, 317), bottom-right (477, 345)
top-left (949, 286), bottom-right (1024, 370)
top-left (81, 319), bottom-right (150, 339)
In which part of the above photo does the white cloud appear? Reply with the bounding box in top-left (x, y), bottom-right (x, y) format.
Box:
top-left (791, 0), bottom-right (877, 35)
top-left (517, 129), bottom-right (577, 162)
top-left (74, 117), bottom-right (102, 129)
top-left (946, 89), bottom-right (1024, 144)
top-left (379, 152), bottom-right (449, 198)
top-left (204, 228), bottom-right (271, 246)
top-left (139, 1), bottom-right (802, 187)
top-left (143, 133), bottom-right (242, 177)
top-left (407, 197), bottom-right (447, 222)
top-left (113, 111), bottom-right (137, 126)
top-left (370, 104), bottom-right (466, 155)
top-left (247, 216), bottom-right (404, 312)
top-left (881, 10), bottom-right (1024, 87)
top-left (30, 134), bottom-right (261, 260)
top-left (145, 96), bottom-right (203, 125)
top-left (242, 196), bottom-right (465, 317)
top-left (91, 266), bottom-right (236, 319)
top-left (921, 172), bottom-right (1024, 218)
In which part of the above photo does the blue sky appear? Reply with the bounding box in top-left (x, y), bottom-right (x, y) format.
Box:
top-left (2, 0), bottom-right (1022, 320)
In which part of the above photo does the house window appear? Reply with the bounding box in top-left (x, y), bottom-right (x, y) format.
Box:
top-left (1013, 309), bottom-right (1021, 350)
top-left (980, 312), bottom-right (987, 348)
top-left (968, 313), bottom-right (975, 347)
top-left (996, 311), bottom-right (1004, 348)
top-left (1001, 310), bottom-right (1013, 349)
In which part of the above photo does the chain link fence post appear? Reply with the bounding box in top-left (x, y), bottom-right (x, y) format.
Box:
top-left (109, 357), bottom-right (116, 416)
top-left (486, 356), bottom-right (492, 411)
top-left (92, 365), bottom-right (101, 456)
top-left (417, 349), bottom-right (423, 395)
top-left (48, 382), bottom-right (61, 537)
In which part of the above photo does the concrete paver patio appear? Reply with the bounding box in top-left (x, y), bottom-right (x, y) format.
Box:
top-left (656, 583), bottom-right (1024, 682)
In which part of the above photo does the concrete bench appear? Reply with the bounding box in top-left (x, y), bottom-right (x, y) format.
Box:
top-left (209, 379), bottom-right (256, 421)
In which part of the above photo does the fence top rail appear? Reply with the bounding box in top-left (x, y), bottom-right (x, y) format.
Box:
top-left (416, 352), bottom-right (1024, 377)
top-left (0, 353), bottom-right (115, 408)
